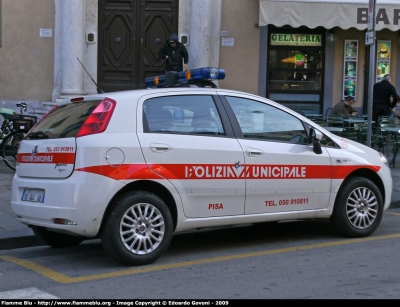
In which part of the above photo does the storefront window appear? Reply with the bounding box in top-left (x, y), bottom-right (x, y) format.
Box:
top-left (267, 29), bottom-right (325, 114)
top-left (268, 50), bottom-right (322, 90)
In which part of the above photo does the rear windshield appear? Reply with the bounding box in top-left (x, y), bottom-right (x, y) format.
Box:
top-left (27, 100), bottom-right (102, 139)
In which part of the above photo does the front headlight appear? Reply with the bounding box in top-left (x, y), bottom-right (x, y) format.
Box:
top-left (379, 152), bottom-right (388, 166)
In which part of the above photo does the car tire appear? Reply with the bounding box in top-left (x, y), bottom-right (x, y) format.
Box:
top-left (101, 191), bottom-right (173, 266)
top-left (32, 226), bottom-right (85, 248)
top-left (330, 177), bottom-right (383, 238)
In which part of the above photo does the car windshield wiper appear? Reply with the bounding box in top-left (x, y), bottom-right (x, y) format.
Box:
top-left (28, 131), bottom-right (49, 139)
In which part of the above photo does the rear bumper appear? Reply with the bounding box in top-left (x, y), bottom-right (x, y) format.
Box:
top-left (11, 171), bottom-right (125, 237)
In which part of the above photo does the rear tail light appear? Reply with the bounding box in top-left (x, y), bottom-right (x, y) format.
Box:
top-left (52, 218), bottom-right (77, 225)
top-left (71, 97), bottom-right (85, 102)
top-left (76, 98), bottom-right (116, 138)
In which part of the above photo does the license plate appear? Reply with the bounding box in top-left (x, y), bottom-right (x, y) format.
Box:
top-left (21, 189), bottom-right (45, 203)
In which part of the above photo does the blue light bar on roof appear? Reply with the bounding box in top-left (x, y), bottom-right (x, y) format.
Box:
top-left (145, 67), bottom-right (225, 88)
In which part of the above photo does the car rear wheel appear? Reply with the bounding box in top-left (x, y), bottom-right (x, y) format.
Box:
top-left (101, 191), bottom-right (173, 266)
top-left (32, 226), bottom-right (85, 248)
top-left (330, 177), bottom-right (383, 237)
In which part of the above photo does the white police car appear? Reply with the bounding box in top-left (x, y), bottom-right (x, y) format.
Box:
top-left (11, 67), bottom-right (392, 266)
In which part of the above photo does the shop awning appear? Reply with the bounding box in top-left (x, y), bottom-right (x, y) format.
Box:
top-left (259, 0), bottom-right (400, 31)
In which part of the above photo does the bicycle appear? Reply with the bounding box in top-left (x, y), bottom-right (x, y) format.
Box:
top-left (0, 103), bottom-right (37, 171)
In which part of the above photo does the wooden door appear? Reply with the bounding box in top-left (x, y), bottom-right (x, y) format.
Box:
top-left (98, 0), bottom-right (178, 92)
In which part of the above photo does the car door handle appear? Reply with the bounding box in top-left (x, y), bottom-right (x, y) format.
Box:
top-left (150, 143), bottom-right (172, 153)
top-left (245, 148), bottom-right (264, 157)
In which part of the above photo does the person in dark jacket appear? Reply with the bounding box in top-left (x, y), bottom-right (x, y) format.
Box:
top-left (159, 33), bottom-right (189, 72)
top-left (373, 74), bottom-right (400, 124)
top-left (331, 96), bottom-right (359, 119)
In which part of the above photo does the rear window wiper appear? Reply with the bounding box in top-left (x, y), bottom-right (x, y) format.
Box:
top-left (28, 131), bottom-right (49, 139)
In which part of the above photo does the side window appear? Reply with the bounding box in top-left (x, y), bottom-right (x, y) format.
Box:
top-left (319, 134), bottom-right (336, 147)
top-left (143, 95), bottom-right (225, 136)
top-left (314, 128), bottom-right (336, 147)
top-left (225, 96), bottom-right (309, 144)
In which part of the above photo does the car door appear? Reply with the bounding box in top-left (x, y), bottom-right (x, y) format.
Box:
top-left (136, 92), bottom-right (245, 218)
top-left (220, 94), bottom-right (333, 215)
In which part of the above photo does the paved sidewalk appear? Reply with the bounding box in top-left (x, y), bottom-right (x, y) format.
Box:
top-left (0, 162), bottom-right (34, 239)
top-left (1, 157), bottom-right (400, 242)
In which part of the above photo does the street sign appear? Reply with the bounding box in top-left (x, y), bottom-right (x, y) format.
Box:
top-left (365, 31), bottom-right (374, 45)
top-left (222, 38), bottom-right (234, 47)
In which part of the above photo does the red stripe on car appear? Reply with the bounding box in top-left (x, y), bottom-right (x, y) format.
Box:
top-left (76, 164), bottom-right (381, 180)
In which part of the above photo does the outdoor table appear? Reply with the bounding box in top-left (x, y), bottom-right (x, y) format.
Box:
top-left (343, 118), bottom-right (374, 124)
top-left (343, 118), bottom-right (375, 128)
top-left (305, 113), bottom-right (323, 118)
top-left (381, 126), bottom-right (400, 167)
top-left (324, 127), bottom-right (343, 132)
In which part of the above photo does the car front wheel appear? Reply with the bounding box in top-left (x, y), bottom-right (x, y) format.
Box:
top-left (330, 177), bottom-right (383, 238)
top-left (101, 191), bottom-right (173, 266)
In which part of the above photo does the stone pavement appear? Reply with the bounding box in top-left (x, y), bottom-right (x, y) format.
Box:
top-left (0, 162), bottom-right (34, 240)
top-left (1, 156), bottom-right (400, 243)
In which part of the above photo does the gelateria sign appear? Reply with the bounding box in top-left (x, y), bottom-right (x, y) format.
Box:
top-left (271, 34), bottom-right (322, 47)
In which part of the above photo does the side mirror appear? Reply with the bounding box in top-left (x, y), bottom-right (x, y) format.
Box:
top-left (313, 141), bottom-right (322, 154)
top-left (310, 128), bottom-right (323, 154)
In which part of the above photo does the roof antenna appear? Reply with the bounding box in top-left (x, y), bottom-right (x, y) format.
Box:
top-left (76, 57), bottom-right (105, 93)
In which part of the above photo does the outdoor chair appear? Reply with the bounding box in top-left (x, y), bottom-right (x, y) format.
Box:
top-left (379, 116), bottom-right (393, 123)
top-left (377, 122), bottom-right (400, 167)
top-left (326, 114), bottom-right (344, 127)
top-left (358, 126), bottom-right (389, 156)
top-left (311, 119), bottom-right (327, 127)
top-left (325, 108), bottom-right (332, 120)
top-left (340, 127), bottom-right (359, 142)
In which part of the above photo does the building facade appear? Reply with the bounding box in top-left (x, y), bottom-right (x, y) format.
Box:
top-left (257, 0), bottom-right (400, 115)
top-left (0, 0), bottom-right (399, 117)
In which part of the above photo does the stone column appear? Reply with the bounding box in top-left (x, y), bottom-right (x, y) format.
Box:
top-left (56, 0), bottom-right (86, 100)
top-left (85, 0), bottom-right (98, 95)
top-left (189, 0), bottom-right (221, 69)
top-left (52, 0), bottom-right (63, 102)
